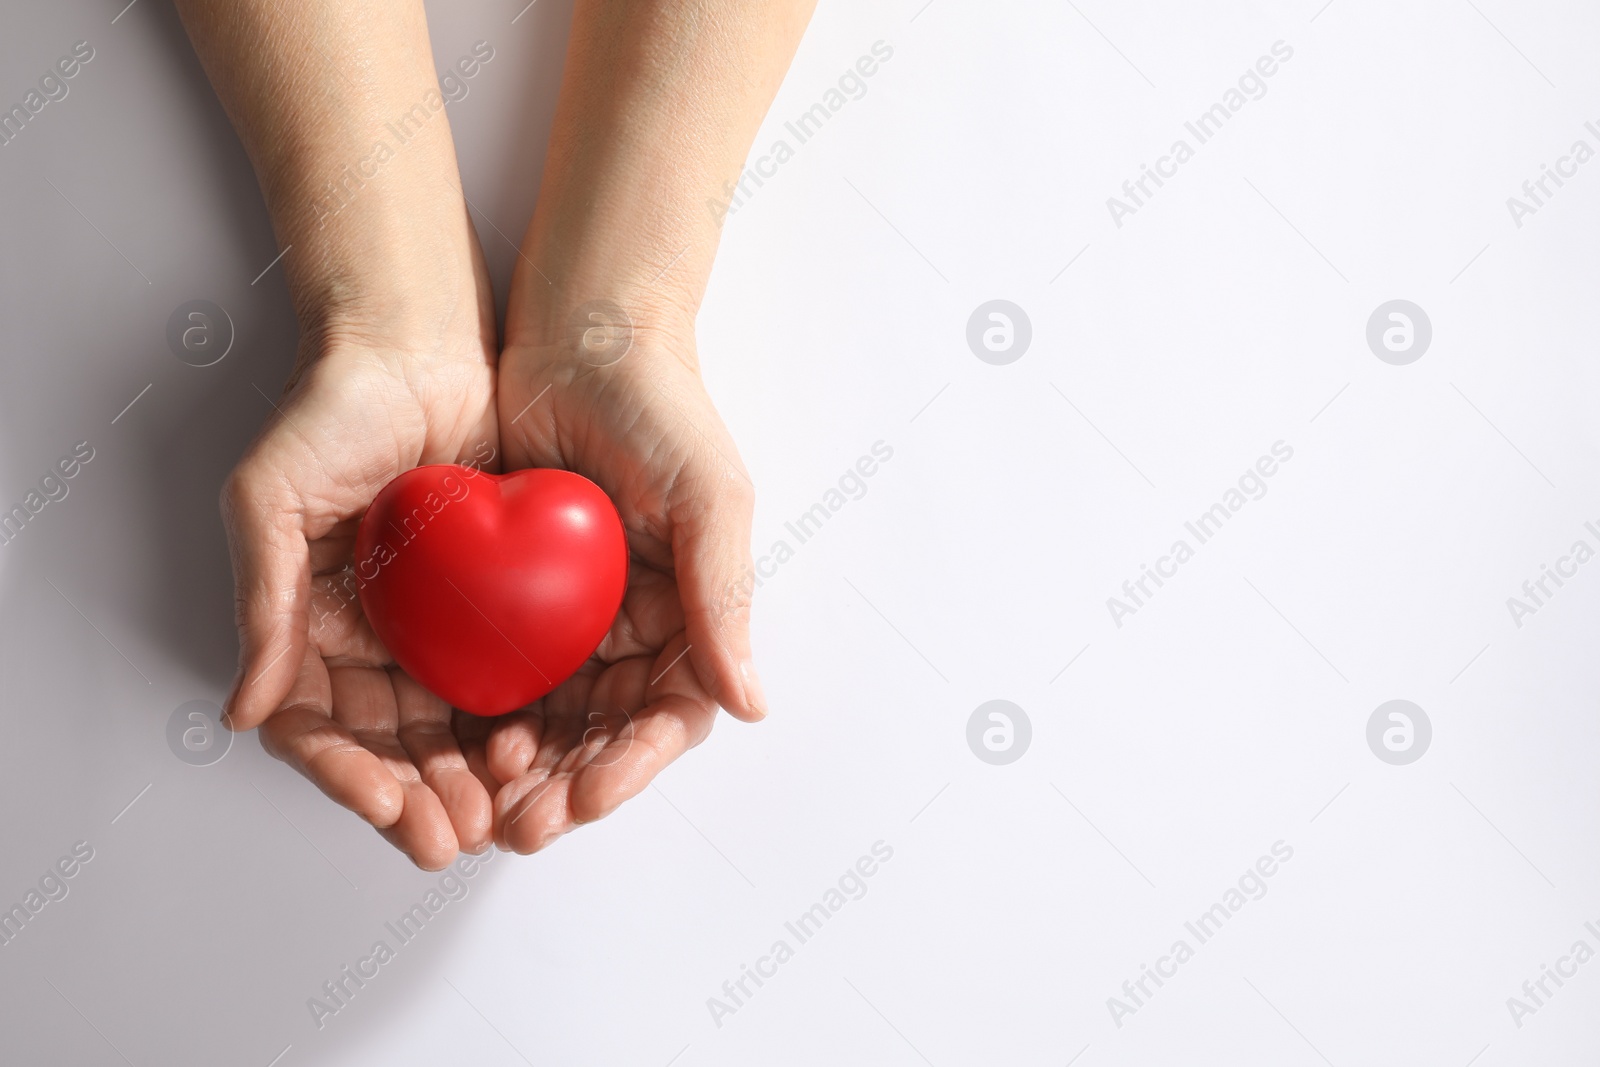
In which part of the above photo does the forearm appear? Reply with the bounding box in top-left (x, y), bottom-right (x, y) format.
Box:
top-left (173, 0), bottom-right (486, 349)
top-left (509, 0), bottom-right (816, 336)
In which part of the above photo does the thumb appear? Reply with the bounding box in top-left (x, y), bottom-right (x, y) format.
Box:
top-left (219, 456), bottom-right (310, 732)
top-left (673, 471), bottom-right (766, 723)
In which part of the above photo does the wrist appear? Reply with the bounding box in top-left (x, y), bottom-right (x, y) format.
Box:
top-left (500, 288), bottom-right (697, 385)
top-left (500, 227), bottom-right (703, 388)
top-left (274, 192), bottom-right (494, 371)
top-left (515, 199), bottom-right (713, 319)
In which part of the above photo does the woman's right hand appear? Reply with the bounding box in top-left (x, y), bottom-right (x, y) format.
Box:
top-left (172, 0), bottom-right (516, 869)
top-left (220, 265), bottom-right (505, 870)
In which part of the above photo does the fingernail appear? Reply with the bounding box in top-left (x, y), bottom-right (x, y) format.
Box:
top-left (740, 660), bottom-right (768, 720)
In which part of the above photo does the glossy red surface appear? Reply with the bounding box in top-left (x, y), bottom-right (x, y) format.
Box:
top-left (354, 464), bottom-right (628, 715)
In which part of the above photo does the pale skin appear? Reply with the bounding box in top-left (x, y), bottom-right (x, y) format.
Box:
top-left (173, 0), bottom-right (815, 868)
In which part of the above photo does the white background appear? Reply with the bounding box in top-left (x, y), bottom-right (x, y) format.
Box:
top-left (3, 0), bottom-right (1600, 1063)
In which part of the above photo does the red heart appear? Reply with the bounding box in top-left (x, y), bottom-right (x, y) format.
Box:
top-left (353, 464), bottom-right (628, 716)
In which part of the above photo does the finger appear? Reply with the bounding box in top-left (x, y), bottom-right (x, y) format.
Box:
top-left (393, 671), bottom-right (493, 855)
top-left (484, 658), bottom-right (611, 783)
top-left (494, 770), bottom-right (569, 855)
top-left (493, 691), bottom-right (717, 855)
top-left (493, 646), bottom-right (718, 854)
top-left (374, 780), bottom-right (459, 871)
top-left (593, 568), bottom-right (684, 662)
top-left (220, 451), bottom-right (311, 731)
top-left (452, 708), bottom-right (500, 798)
top-left (307, 571), bottom-right (388, 665)
top-left (486, 707), bottom-right (546, 785)
top-left (672, 471), bottom-right (766, 722)
top-left (487, 687), bottom-right (599, 853)
top-left (570, 691), bottom-right (718, 823)
top-left (569, 639), bottom-right (718, 822)
top-left (308, 516), bottom-right (359, 574)
top-left (330, 666), bottom-right (459, 869)
top-left (258, 649), bottom-right (405, 828)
